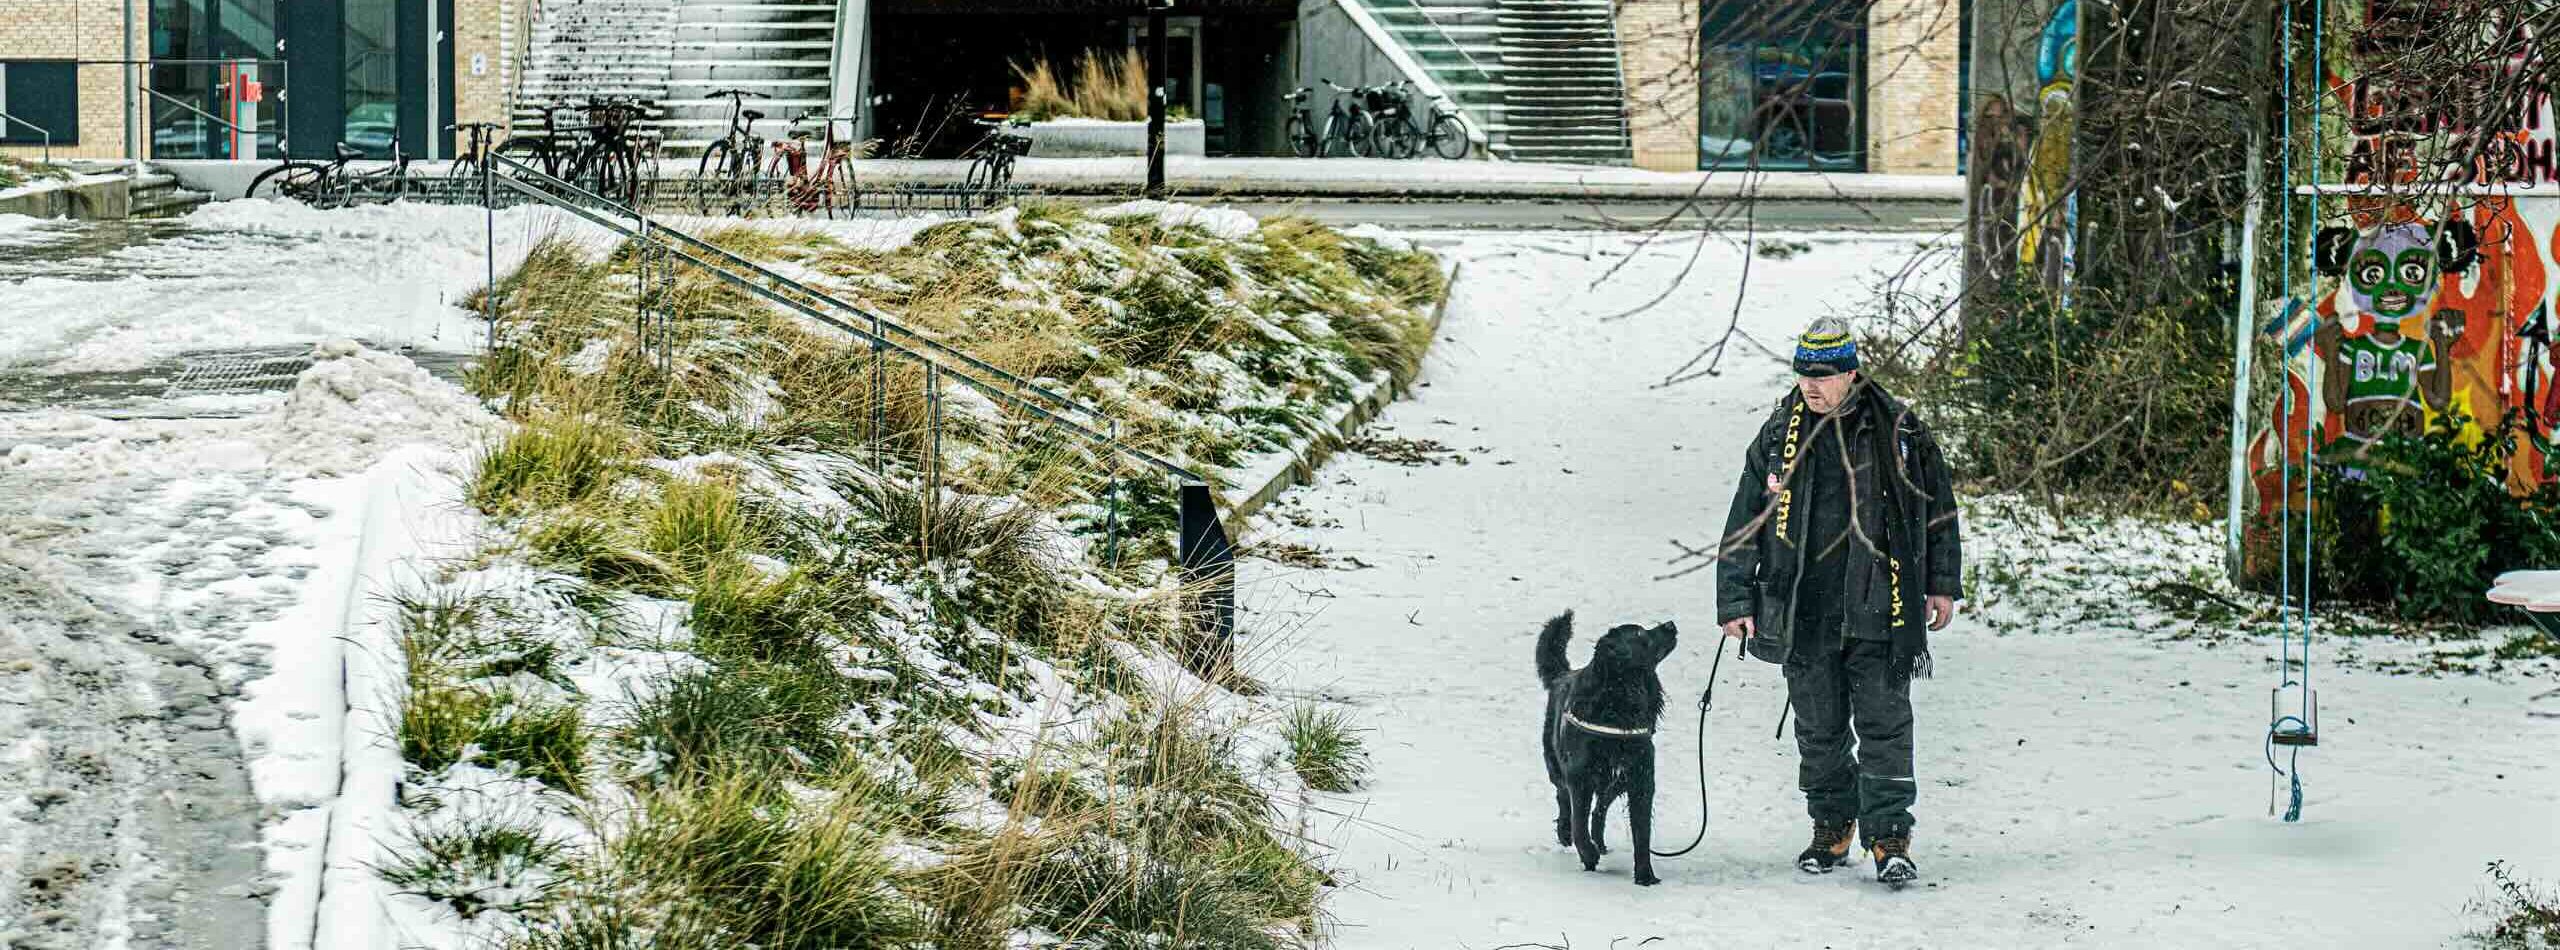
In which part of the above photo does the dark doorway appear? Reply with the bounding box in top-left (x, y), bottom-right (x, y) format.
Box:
top-left (867, 5), bottom-right (1294, 157)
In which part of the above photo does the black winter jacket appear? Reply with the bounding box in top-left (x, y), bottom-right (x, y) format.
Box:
top-left (1714, 383), bottom-right (1961, 674)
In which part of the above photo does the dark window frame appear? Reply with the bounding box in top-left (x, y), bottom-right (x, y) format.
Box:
top-left (0, 60), bottom-right (82, 147)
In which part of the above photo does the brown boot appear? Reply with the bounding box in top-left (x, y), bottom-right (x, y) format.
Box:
top-left (1870, 834), bottom-right (1918, 886)
top-left (1795, 819), bottom-right (1855, 874)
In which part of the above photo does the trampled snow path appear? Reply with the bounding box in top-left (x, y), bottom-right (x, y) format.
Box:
top-left (1241, 232), bottom-right (2560, 948)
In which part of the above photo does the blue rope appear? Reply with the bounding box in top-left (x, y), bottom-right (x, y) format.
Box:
top-left (2263, 0), bottom-right (2315, 824)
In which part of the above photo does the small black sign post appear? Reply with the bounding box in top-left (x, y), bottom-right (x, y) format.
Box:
top-left (1146, 0), bottom-right (1172, 198)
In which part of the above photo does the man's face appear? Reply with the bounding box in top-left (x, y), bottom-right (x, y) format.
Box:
top-left (1798, 371), bottom-right (1856, 414)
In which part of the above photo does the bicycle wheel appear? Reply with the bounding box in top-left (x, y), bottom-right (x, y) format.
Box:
top-left (1347, 113), bottom-right (1378, 158)
top-left (1380, 116), bottom-right (1421, 159)
top-left (1286, 114), bottom-right (1318, 158)
top-left (1428, 113), bottom-right (1469, 160)
top-left (493, 137), bottom-right (551, 177)
top-left (248, 161), bottom-right (331, 203)
top-left (821, 158), bottom-right (856, 219)
top-left (964, 155), bottom-right (995, 212)
top-left (695, 140), bottom-right (733, 215)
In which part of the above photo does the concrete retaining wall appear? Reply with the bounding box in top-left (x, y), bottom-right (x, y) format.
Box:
top-left (1024, 120), bottom-right (1206, 158)
top-left (0, 175), bottom-right (129, 218)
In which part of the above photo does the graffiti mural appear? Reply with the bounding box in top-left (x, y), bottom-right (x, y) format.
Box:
top-left (2242, 0), bottom-right (2560, 542)
top-left (2014, 0), bottom-right (2078, 293)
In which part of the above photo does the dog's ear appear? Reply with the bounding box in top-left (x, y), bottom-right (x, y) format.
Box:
top-left (1647, 621), bottom-right (1679, 661)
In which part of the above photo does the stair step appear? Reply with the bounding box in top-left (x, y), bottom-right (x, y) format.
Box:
top-left (670, 38), bottom-right (831, 48)
top-left (674, 20), bottom-right (837, 29)
top-left (667, 59), bottom-right (832, 69)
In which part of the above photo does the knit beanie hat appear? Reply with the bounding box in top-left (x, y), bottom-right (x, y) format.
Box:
top-left (1792, 317), bottom-right (1859, 377)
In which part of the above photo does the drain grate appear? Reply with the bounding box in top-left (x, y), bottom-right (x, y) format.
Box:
top-left (161, 352), bottom-right (317, 398)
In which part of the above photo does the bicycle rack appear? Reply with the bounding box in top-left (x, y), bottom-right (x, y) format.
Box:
top-left (474, 153), bottom-right (1239, 644)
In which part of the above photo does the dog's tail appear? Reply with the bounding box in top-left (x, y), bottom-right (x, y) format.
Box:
top-left (1536, 611), bottom-right (1573, 687)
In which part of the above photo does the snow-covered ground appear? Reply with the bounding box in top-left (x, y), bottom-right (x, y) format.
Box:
top-left (0, 200), bottom-right (518, 948)
top-left (1242, 231), bottom-right (2560, 948)
top-left (8, 201), bottom-right (2555, 949)
top-left (0, 201), bottom-right (546, 373)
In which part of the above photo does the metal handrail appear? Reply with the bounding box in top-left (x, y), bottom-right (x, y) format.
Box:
top-left (0, 110), bottom-right (51, 164)
top-left (479, 152), bottom-right (1205, 485)
top-left (1358, 0), bottom-right (1497, 89)
top-left (144, 87), bottom-right (249, 136)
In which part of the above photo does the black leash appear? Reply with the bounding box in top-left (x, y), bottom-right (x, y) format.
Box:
top-left (1649, 637), bottom-right (1738, 858)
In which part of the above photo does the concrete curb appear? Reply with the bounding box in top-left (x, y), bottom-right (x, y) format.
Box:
top-left (1221, 256), bottom-right (1459, 529)
top-left (0, 175), bottom-right (130, 218)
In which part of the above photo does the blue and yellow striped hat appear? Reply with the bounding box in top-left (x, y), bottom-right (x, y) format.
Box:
top-left (1792, 317), bottom-right (1859, 377)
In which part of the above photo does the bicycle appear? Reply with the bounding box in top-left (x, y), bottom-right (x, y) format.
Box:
top-left (248, 133), bottom-right (424, 206)
top-left (1367, 80), bottom-right (1423, 159)
top-left (1282, 86), bottom-right (1319, 158)
top-left (494, 99), bottom-right (577, 179)
top-left (960, 115), bottom-right (1031, 210)
top-left (1318, 80), bottom-right (1376, 158)
top-left (445, 121), bottom-right (506, 182)
top-left (767, 110), bottom-right (861, 218)
top-left (1417, 91), bottom-right (1470, 160)
top-left (696, 89), bottom-right (770, 215)
top-left (564, 97), bottom-right (652, 206)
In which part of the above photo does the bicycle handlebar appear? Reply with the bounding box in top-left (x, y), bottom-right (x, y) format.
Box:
top-left (704, 89), bottom-right (773, 100)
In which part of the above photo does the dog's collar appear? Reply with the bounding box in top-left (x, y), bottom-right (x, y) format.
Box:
top-left (1563, 711), bottom-right (1653, 737)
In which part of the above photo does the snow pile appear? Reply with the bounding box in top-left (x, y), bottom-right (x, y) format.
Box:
top-left (266, 340), bottom-right (500, 476)
top-left (1091, 199), bottom-right (1259, 241)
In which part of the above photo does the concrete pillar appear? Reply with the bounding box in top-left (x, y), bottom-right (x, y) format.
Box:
top-left (1866, 0), bottom-right (1962, 174)
top-left (1616, 0), bottom-right (1698, 172)
top-left (831, 0), bottom-right (870, 131)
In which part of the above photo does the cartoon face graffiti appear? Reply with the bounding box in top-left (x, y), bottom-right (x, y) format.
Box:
top-left (2313, 220), bottom-right (2480, 320)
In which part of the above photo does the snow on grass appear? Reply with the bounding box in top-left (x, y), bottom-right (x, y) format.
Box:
top-left (1963, 494), bottom-right (2560, 680)
top-left (294, 199), bottom-right (1437, 948)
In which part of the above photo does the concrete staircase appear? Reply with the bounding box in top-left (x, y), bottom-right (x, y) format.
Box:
top-left (128, 173), bottom-right (212, 219)
top-left (1491, 0), bottom-right (1630, 165)
top-left (516, 0), bottom-right (679, 136)
top-left (1355, 0), bottom-right (1632, 165)
top-left (659, 1), bottom-right (841, 154)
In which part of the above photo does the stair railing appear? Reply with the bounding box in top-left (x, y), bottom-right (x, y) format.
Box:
top-left (1329, 0), bottom-right (1493, 156)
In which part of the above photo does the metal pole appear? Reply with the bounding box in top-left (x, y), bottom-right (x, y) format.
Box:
top-left (1104, 421), bottom-right (1122, 567)
top-left (124, 2), bottom-right (137, 177)
top-left (2224, 118), bottom-right (2265, 581)
top-left (483, 155), bottom-right (497, 352)
top-left (1146, 5), bottom-right (1169, 198)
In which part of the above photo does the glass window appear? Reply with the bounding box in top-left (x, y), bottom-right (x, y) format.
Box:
top-left (148, 0), bottom-right (282, 158)
top-left (344, 0), bottom-right (400, 158)
top-left (1699, 2), bottom-right (1864, 171)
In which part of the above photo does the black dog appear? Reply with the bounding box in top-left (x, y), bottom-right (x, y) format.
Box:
top-left (1537, 611), bottom-right (1677, 886)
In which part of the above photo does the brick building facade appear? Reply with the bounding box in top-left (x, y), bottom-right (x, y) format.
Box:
top-left (1617, 0), bottom-right (1962, 175)
top-left (1, 0), bottom-right (509, 163)
top-left (1, 0), bottom-right (144, 161)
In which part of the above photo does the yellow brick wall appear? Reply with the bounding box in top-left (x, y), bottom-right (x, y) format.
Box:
top-left (0, 0), bottom-right (143, 161)
top-left (1865, 0), bottom-right (1961, 174)
top-left (1616, 0), bottom-right (1697, 173)
top-left (452, 0), bottom-right (513, 128)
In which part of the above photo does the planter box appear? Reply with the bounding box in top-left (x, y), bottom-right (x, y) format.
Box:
top-left (1020, 119), bottom-right (1205, 158)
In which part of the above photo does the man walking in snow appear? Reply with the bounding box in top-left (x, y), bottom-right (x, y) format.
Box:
top-left (1714, 316), bottom-right (1961, 887)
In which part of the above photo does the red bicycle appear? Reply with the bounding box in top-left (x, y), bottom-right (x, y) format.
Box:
top-left (766, 111), bottom-right (861, 218)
